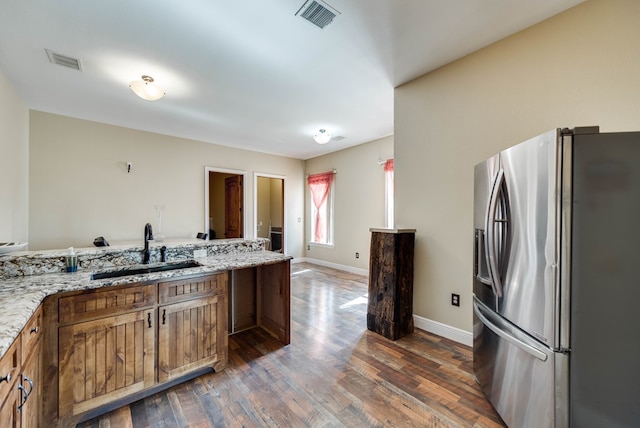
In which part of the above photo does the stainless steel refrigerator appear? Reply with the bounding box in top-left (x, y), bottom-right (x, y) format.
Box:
top-left (473, 127), bottom-right (640, 428)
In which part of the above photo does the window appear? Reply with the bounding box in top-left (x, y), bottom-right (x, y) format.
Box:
top-left (384, 159), bottom-right (394, 228)
top-left (308, 171), bottom-right (335, 245)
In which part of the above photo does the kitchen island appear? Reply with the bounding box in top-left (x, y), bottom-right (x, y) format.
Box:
top-left (0, 238), bottom-right (291, 427)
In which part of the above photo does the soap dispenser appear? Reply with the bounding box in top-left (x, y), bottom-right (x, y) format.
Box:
top-left (65, 247), bottom-right (78, 272)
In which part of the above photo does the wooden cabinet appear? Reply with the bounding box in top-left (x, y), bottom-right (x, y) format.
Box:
top-left (58, 308), bottom-right (155, 419)
top-left (37, 262), bottom-right (288, 426)
top-left (157, 273), bottom-right (227, 382)
top-left (0, 338), bottom-right (20, 428)
top-left (367, 228), bottom-right (416, 341)
top-left (19, 305), bottom-right (43, 428)
top-left (19, 339), bottom-right (41, 428)
top-left (0, 306), bottom-right (43, 428)
top-left (46, 272), bottom-right (229, 425)
top-left (0, 388), bottom-right (19, 428)
top-left (57, 283), bottom-right (156, 419)
top-left (56, 283), bottom-right (156, 420)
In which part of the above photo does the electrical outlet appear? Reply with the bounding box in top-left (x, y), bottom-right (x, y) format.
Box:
top-left (194, 249), bottom-right (207, 258)
top-left (451, 293), bottom-right (460, 307)
top-left (307, 245), bottom-right (310, 251)
top-left (355, 252), bottom-right (359, 258)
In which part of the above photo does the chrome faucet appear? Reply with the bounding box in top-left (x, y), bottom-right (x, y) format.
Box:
top-left (142, 223), bottom-right (154, 264)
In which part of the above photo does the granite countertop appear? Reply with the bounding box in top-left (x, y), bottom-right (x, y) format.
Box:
top-left (0, 250), bottom-right (291, 360)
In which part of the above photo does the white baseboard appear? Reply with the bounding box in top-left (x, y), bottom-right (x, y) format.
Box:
top-left (413, 314), bottom-right (472, 347)
top-left (292, 257), bottom-right (369, 276)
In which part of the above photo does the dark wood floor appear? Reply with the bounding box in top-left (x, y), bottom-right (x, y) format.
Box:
top-left (77, 262), bottom-right (505, 428)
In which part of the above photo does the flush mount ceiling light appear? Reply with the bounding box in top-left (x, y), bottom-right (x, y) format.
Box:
top-left (314, 129), bottom-right (332, 144)
top-left (129, 75), bottom-right (165, 101)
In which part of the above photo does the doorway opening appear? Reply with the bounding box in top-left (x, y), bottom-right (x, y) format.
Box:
top-left (255, 174), bottom-right (285, 253)
top-left (205, 167), bottom-right (247, 239)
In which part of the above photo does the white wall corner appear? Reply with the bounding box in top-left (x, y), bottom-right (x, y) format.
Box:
top-left (413, 314), bottom-right (472, 347)
top-left (292, 257), bottom-right (369, 276)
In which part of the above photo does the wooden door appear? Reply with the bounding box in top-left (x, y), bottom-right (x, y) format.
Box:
top-left (20, 340), bottom-right (41, 428)
top-left (225, 175), bottom-right (243, 238)
top-left (58, 310), bottom-right (155, 418)
top-left (158, 295), bottom-right (227, 382)
top-left (257, 260), bottom-right (291, 344)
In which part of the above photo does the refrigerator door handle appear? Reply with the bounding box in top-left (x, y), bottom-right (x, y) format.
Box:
top-left (474, 299), bottom-right (548, 362)
top-left (485, 169), bottom-right (505, 297)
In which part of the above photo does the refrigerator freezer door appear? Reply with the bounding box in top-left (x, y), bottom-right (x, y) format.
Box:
top-left (474, 154), bottom-right (502, 305)
top-left (496, 129), bottom-right (560, 347)
top-left (473, 298), bottom-right (556, 428)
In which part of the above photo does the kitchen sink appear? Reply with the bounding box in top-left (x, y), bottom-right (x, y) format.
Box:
top-left (90, 260), bottom-right (201, 280)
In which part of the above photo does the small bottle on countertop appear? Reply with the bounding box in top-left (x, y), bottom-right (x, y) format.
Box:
top-left (65, 247), bottom-right (78, 273)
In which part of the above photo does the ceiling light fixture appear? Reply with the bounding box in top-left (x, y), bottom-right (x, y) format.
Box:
top-left (314, 129), bottom-right (332, 144)
top-left (129, 75), bottom-right (165, 101)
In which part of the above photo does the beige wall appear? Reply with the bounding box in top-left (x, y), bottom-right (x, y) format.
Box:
top-left (29, 111), bottom-right (305, 253)
top-left (0, 70), bottom-right (29, 244)
top-left (304, 135), bottom-right (393, 271)
top-left (395, 0), bottom-right (640, 331)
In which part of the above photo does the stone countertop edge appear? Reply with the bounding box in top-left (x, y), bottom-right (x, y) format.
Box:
top-left (0, 250), bottom-right (292, 360)
top-left (0, 237), bottom-right (269, 259)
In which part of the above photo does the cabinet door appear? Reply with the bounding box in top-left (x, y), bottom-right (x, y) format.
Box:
top-left (58, 310), bottom-right (155, 418)
top-left (257, 261), bottom-right (290, 344)
top-left (19, 339), bottom-right (41, 428)
top-left (0, 337), bottom-right (20, 427)
top-left (0, 384), bottom-right (19, 428)
top-left (158, 295), bottom-right (227, 382)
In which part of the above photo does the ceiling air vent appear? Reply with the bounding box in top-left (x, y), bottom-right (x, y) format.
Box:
top-left (295, 0), bottom-right (340, 29)
top-left (45, 49), bottom-right (82, 71)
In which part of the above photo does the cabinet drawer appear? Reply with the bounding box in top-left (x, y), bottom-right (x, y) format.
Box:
top-left (159, 272), bottom-right (227, 304)
top-left (0, 337), bottom-right (20, 401)
top-left (59, 284), bottom-right (156, 324)
top-left (21, 305), bottom-right (43, 362)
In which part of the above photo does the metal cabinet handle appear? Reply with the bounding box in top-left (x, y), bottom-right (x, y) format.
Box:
top-left (17, 376), bottom-right (33, 411)
top-left (162, 309), bottom-right (166, 325)
top-left (147, 312), bottom-right (152, 328)
top-left (0, 373), bottom-right (11, 384)
top-left (30, 326), bottom-right (40, 335)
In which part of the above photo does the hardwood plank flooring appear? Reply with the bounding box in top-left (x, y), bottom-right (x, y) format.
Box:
top-left (77, 262), bottom-right (505, 428)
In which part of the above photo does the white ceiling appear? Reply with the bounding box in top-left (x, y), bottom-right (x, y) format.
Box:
top-left (0, 0), bottom-right (583, 160)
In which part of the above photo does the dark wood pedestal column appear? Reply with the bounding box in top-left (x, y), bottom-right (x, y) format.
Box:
top-left (367, 228), bottom-right (416, 341)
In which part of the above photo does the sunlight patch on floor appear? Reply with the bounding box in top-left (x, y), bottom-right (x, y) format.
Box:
top-left (340, 294), bottom-right (368, 309)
